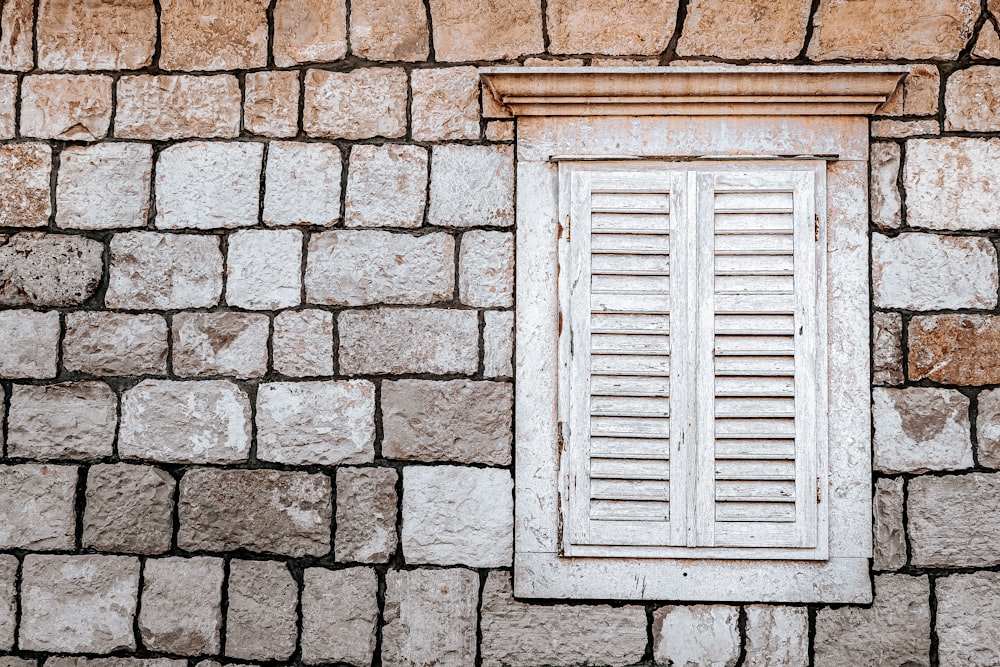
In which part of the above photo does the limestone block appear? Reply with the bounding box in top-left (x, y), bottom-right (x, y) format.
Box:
top-left (411, 67), bottom-right (481, 141)
top-left (744, 606), bottom-right (809, 667)
top-left (0, 75), bottom-right (14, 139)
top-left (382, 380), bottom-right (512, 464)
top-left (876, 65), bottom-right (940, 117)
top-left (976, 389), bottom-right (1000, 467)
top-left (0, 310), bottom-right (59, 379)
top-left (0, 464), bottom-right (77, 549)
top-left (178, 468), bottom-right (332, 556)
top-left (873, 311), bottom-right (904, 386)
top-left (335, 467), bottom-right (398, 563)
top-left (21, 74), bottom-right (111, 140)
top-left (156, 141), bottom-right (262, 229)
top-left (273, 0), bottom-right (347, 66)
top-left (382, 569), bottom-right (479, 667)
top-left (106, 232), bottom-right (223, 309)
top-left (905, 137), bottom-right (1000, 230)
top-left (256, 380), bottom-right (376, 465)
top-left (402, 465), bottom-right (513, 567)
top-left (305, 230), bottom-right (454, 306)
top-left (428, 145), bottom-right (514, 227)
top-left (459, 230), bottom-right (514, 307)
top-left (171, 312), bottom-right (269, 378)
top-left (45, 660), bottom-right (183, 667)
top-left (2, 659), bottom-right (35, 667)
top-left (160, 0), bottom-right (267, 70)
top-left (20, 555), bottom-right (139, 653)
top-left (0, 144), bottom-right (52, 227)
top-left (304, 68), bottom-right (407, 139)
top-left (339, 308), bottom-right (479, 375)
top-left (946, 66), bottom-right (1000, 131)
top-left (0, 233), bottom-right (104, 306)
top-left (139, 557), bottom-right (223, 655)
top-left (550, 1), bottom-right (677, 54)
top-left (974, 21), bottom-right (1000, 58)
top-left (119, 380), bottom-right (252, 464)
top-left (37, 0), bottom-right (155, 69)
top-left (301, 567), bottom-right (378, 666)
top-left (484, 310), bottom-right (514, 378)
top-left (244, 71), bottom-right (300, 138)
top-left (909, 472), bottom-right (1000, 567)
top-left (226, 229), bottom-right (302, 310)
top-left (0, 556), bottom-right (15, 650)
top-left (909, 315), bottom-right (1000, 385)
top-left (653, 605), bottom-right (740, 667)
top-left (677, 0), bottom-right (809, 59)
top-left (350, 0), bottom-right (429, 61)
top-left (815, 574), bottom-right (928, 667)
top-left (345, 144), bottom-right (427, 228)
top-left (873, 477), bottom-right (906, 571)
top-left (57, 143), bottom-right (152, 230)
top-left (8, 382), bottom-right (117, 460)
top-left (870, 143), bottom-right (901, 230)
top-left (226, 560), bottom-right (298, 661)
top-left (480, 571), bottom-right (646, 667)
top-left (273, 310), bottom-right (334, 377)
top-left (116, 75), bottom-right (241, 140)
top-left (0, 0), bottom-right (33, 71)
top-left (936, 571), bottom-right (1000, 666)
top-left (83, 464), bottom-right (175, 555)
top-left (873, 388), bottom-right (973, 473)
top-left (263, 141), bottom-right (342, 227)
top-left (429, 0), bottom-right (543, 61)
top-left (871, 119), bottom-right (940, 138)
top-left (63, 312), bottom-right (168, 376)
top-left (486, 120), bottom-right (515, 142)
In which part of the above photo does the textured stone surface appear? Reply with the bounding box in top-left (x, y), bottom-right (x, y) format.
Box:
top-left (171, 312), bottom-right (269, 378)
top-left (106, 232), bottom-right (223, 309)
top-left (119, 380), bottom-right (252, 463)
top-left (21, 74), bottom-right (112, 140)
top-left (874, 477), bottom-right (906, 571)
top-left (876, 65), bottom-right (940, 117)
top-left (976, 389), bottom-right (1000, 468)
top-left (481, 571), bottom-right (646, 667)
top-left (20, 555), bottom-right (139, 653)
top-left (936, 571), bottom-right (1000, 666)
top-left (677, 0), bottom-right (809, 59)
top-left (160, 0), bottom-right (267, 70)
top-left (350, 0), bottom-right (429, 60)
top-left (0, 310), bottom-right (59, 378)
top-left (8, 382), bottom-right (116, 460)
top-left (0, 233), bottom-right (103, 306)
top-left (335, 467), bottom-right (398, 563)
top-left (226, 229), bottom-right (302, 310)
top-left (0, 144), bottom-right (52, 227)
top-left (37, 0), bottom-right (155, 69)
top-left (486, 120), bottom-right (515, 142)
top-left (744, 606), bottom-right (809, 667)
top-left (873, 311), bottom-right (904, 386)
top-left (0, 75), bottom-right (14, 139)
top-left (256, 381), bottom-right (376, 465)
top-left (345, 145), bottom-right (427, 228)
top-left (382, 568), bottom-right (479, 667)
top-left (547, 0), bottom-right (674, 55)
top-left (909, 472), bottom-right (1000, 567)
top-left (946, 66), bottom-right (1000, 131)
top-left (653, 605), bottom-right (740, 667)
top-left (264, 141), bottom-right (342, 227)
top-left (0, 464), bottom-right (76, 549)
top-left (870, 143), bottom-right (901, 230)
top-left (905, 138), bottom-right (1000, 230)
top-left (484, 310), bottom-right (514, 378)
top-left (429, 145), bottom-right (514, 227)
top-left (429, 0), bottom-right (543, 61)
top-left (815, 575), bottom-right (928, 667)
top-left (459, 230), bottom-right (514, 307)
top-left (339, 308), bottom-right (479, 375)
top-left (226, 560), bottom-right (297, 661)
top-left (306, 231), bottom-right (453, 306)
top-left (57, 143), bottom-right (152, 229)
top-left (115, 75), bottom-right (241, 140)
top-left (244, 71), bottom-right (300, 138)
top-left (0, 556), bottom-right (15, 650)
top-left (45, 659), bottom-right (184, 667)
top-left (273, 0), bottom-right (347, 66)
top-left (83, 464), bottom-right (175, 555)
top-left (382, 380), bottom-right (512, 464)
top-left (0, 0), bottom-right (34, 71)
top-left (909, 315), bottom-right (1000, 385)
top-left (273, 310), bottom-right (334, 377)
top-left (974, 21), bottom-right (1000, 58)
top-left (139, 557), bottom-right (223, 655)
top-left (301, 567), bottom-right (378, 666)
top-left (411, 67), bottom-right (481, 141)
top-left (178, 468), bottom-right (332, 556)
top-left (304, 68), bottom-right (407, 139)
top-left (402, 465), bottom-right (512, 567)
top-left (873, 388), bottom-right (973, 473)
top-left (64, 312), bottom-right (168, 375)
top-left (871, 119), bottom-right (940, 138)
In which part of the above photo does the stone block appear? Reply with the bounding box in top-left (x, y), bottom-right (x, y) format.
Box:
top-left (382, 569), bottom-right (479, 667)
top-left (0, 0), bottom-right (34, 71)
top-left (0, 464), bottom-right (76, 549)
top-left (870, 143), bottom-right (901, 230)
top-left (20, 555), bottom-right (140, 653)
top-left (350, 0), bottom-right (429, 61)
top-left (45, 660), bottom-right (183, 667)
top-left (976, 389), bottom-right (1000, 468)
top-left (335, 467), bottom-right (398, 563)
top-left (139, 557), bottom-right (223, 655)
top-left (411, 67), bottom-right (481, 141)
top-left (549, 1), bottom-right (677, 55)
top-left (0, 233), bottom-right (103, 306)
top-left (305, 230), bottom-right (454, 306)
top-left (159, 0), bottom-right (267, 70)
top-left (946, 66), bottom-right (1000, 131)
top-left (0, 75), bottom-right (14, 139)
top-left (36, 0), bottom-right (155, 69)
top-left (382, 380), bottom-right (512, 464)
top-left (171, 312), bottom-right (269, 378)
top-left (677, 0), bottom-right (809, 59)
top-left (57, 143), bottom-right (152, 230)
top-left (64, 312), bottom-right (168, 376)
top-left (0, 555), bottom-right (15, 650)
top-left (226, 560), bottom-right (297, 661)
top-left (301, 567), bottom-right (378, 666)
top-left (345, 144), bottom-right (427, 228)
top-left (873, 311), bottom-right (903, 386)
top-left (273, 0), bottom-right (347, 66)
top-left (263, 141), bottom-right (342, 227)
top-left (244, 71), bottom-right (300, 138)
top-left (744, 605), bottom-right (809, 667)
top-left (874, 477), bottom-right (906, 571)
top-left (256, 380), bottom-right (375, 465)
top-left (339, 308), bottom-right (479, 375)
top-left (486, 120), bottom-right (515, 142)
top-left (429, 0), bottom-right (543, 61)
top-left (304, 68), bottom-right (407, 139)
top-left (226, 229), bottom-right (302, 310)
top-left (876, 65), bottom-right (940, 117)
top-left (0, 144), bottom-right (52, 227)
top-left (106, 232), bottom-right (223, 309)
top-left (273, 310), bottom-right (334, 377)
top-left (905, 137), bottom-right (1000, 230)
top-left (428, 145), bottom-right (514, 227)
top-left (402, 465), bottom-right (512, 567)
top-left (459, 230), bottom-right (514, 307)
top-left (115, 75), bottom-right (241, 140)
top-left (178, 468), bottom-right (332, 556)
top-left (480, 571), bottom-right (646, 667)
top-left (974, 21), bottom-right (1000, 58)
top-left (936, 571), bottom-right (1000, 666)
top-left (873, 388), bottom-right (973, 473)
top-left (653, 605), bottom-right (740, 667)
top-left (909, 315), bottom-right (1000, 385)
top-left (21, 74), bottom-right (112, 140)
top-left (83, 464), bottom-right (175, 555)
top-left (871, 119), bottom-right (940, 138)
top-left (119, 380), bottom-right (251, 464)
top-left (909, 472), bottom-right (1000, 567)
top-left (8, 382), bottom-right (117, 460)
top-left (0, 310), bottom-right (59, 379)
top-left (484, 310), bottom-right (514, 377)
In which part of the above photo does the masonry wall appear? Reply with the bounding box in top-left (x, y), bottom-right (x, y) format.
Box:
top-left (0, 1), bottom-right (999, 666)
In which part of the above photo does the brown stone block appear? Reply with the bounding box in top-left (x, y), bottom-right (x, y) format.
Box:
top-left (0, 0), bottom-right (33, 71)
top-left (160, 0), bottom-right (268, 71)
top-left (37, 0), bottom-right (155, 70)
top-left (677, 0), bottom-right (810, 59)
top-left (350, 0), bottom-right (429, 61)
top-left (429, 0), bottom-right (543, 61)
top-left (945, 66), bottom-right (1000, 131)
top-left (116, 75), bottom-right (241, 140)
top-left (244, 71), bottom-right (300, 138)
top-left (0, 144), bottom-right (52, 227)
top-left (273, 0), bottom-right (347, 66)
top-left (909, 315), bottom-right (1000, 385)
top-left (547, 0), bottom-right (677, 56)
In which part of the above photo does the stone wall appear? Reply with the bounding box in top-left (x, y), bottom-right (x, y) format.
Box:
top-left (0, 0), bottom-right (999, 665)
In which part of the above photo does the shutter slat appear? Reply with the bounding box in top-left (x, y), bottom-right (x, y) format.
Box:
top-left (592, 213), bottom-right (670, 232)
top-left (715, 235), bottom-right (794, 254)
top-left (714, 191), bottom-right (794, 211)
top-left (715, 376), bottom-right (794, 397)
top-left (593, 274), bottom-right (671, 293)
top-left (592, 479), bottom-right (670, 501)
top-left (592, 333), bottom-right (670, 355)
top-left (592, 354), bottom-right (670, 376)
top-left (592, 313), bottom-right (670, 333)
top-left (715, 336), bottom-right (795, 355)
top-left (715, 314), bottom-right (795, 335)
top-left (715, 293), bottom-right (795, 314)
top-left (592, 458), bottom-right (670, 480)
top-left (715, 459), bottom-right (796, 480)
top-left (716, 255), bottom-right (794, 275)
top-left (591, 437), bottom-right (671, 458)
top-left (715, 356), bottom-right (795, 375)
top-left (591, 395), bottom-right (669, 416)
top-left (592, 500), bottom-right (670, 521)
top-left (591, 416), bottom-right (670, 437)
top-left (715, 397), bottom-right (795, 418)
top-left (715, 438), bottom-right (796, 459)
top-left (717, 480), bottom-right (795, 501)
top-left (715, 275), bottom-right (795, 293)
top-left (714, 212), bottom-right (793, 232)
top-left (592, 233), bottom-right (670, 254)
top-left (591, 375), bottom-right (670, 397)
top-left (592, 254), bottom-right (670, 274)
top-left (716, 503), bottom-right (795, 522)
top-left (592, 292), bottom-right (669, 314)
